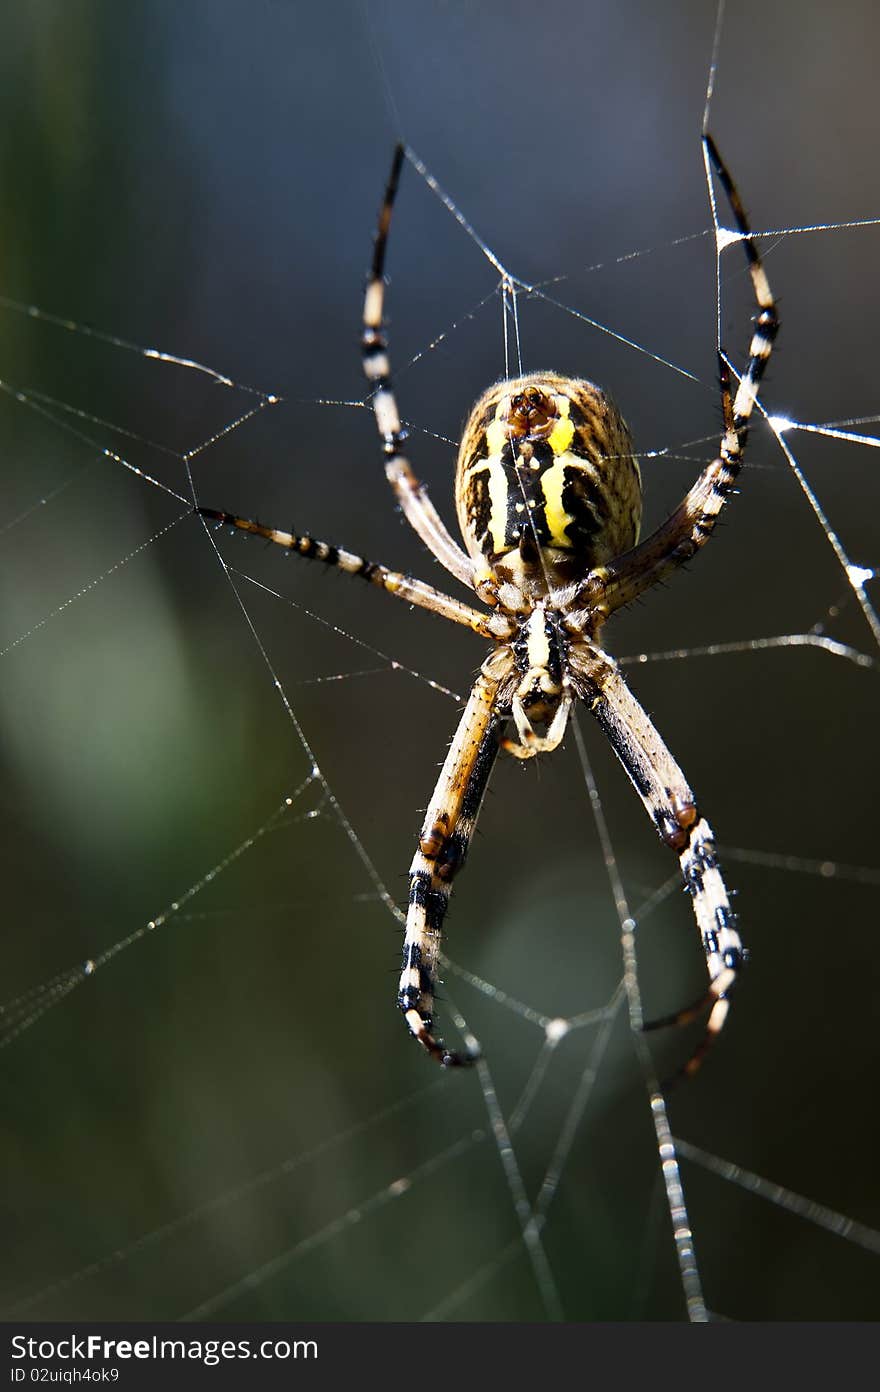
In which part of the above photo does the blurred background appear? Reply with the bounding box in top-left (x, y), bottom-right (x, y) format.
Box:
top-left (1, 0), bottom-right (878, 1321)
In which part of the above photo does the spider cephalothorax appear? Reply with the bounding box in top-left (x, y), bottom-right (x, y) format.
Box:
top-left (199, 136), bottom-right (776, 1077)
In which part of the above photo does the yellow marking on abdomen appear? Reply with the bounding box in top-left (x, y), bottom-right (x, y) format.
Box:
top-left (538, 452), bottom-right (584, 550)
top-left (485, 451), bottom-right (510, 555)
top-left (547, 410), bottom-right (574, 456)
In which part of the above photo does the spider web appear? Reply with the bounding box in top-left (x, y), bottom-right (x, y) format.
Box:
top-left (2, 0), bottom-right (879, 1323)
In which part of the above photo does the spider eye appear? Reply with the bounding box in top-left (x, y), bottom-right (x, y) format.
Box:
top-left (505, 386), bottom-right (558, 439)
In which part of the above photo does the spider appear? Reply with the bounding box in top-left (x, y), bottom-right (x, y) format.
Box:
top-left (199, 136), bottom-right (777, 1077)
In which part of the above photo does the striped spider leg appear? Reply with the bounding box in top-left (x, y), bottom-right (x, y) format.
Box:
top-left (198, 132), bottom-right (777, 1076)
top-left (570, 645), bottom-right (742, 1078)
top-left (361, 144), bottom-right (476, 591)
top-left (399, 648), bottom-right (510, 1065)
top-left (575, 134), bottom-right (779, 622)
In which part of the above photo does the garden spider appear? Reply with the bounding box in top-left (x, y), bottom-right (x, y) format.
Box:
top-left (199, 136), bottom-right (777, 1077)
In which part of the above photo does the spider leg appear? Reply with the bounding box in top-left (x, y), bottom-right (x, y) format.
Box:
top-left (362, 146), bottom-right (475, 588)
top-left (196, 507), bottom-right (501, 638)
top-left (574, 135), bottom-right (779, 623)
top-left (400, 650), bottom-right (512, 1065)
top-left (573, 646), bottom-right (744, 1079)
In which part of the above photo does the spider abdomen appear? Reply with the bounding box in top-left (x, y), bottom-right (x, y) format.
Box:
top-left (455, 373), bottom-right (641, 589)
